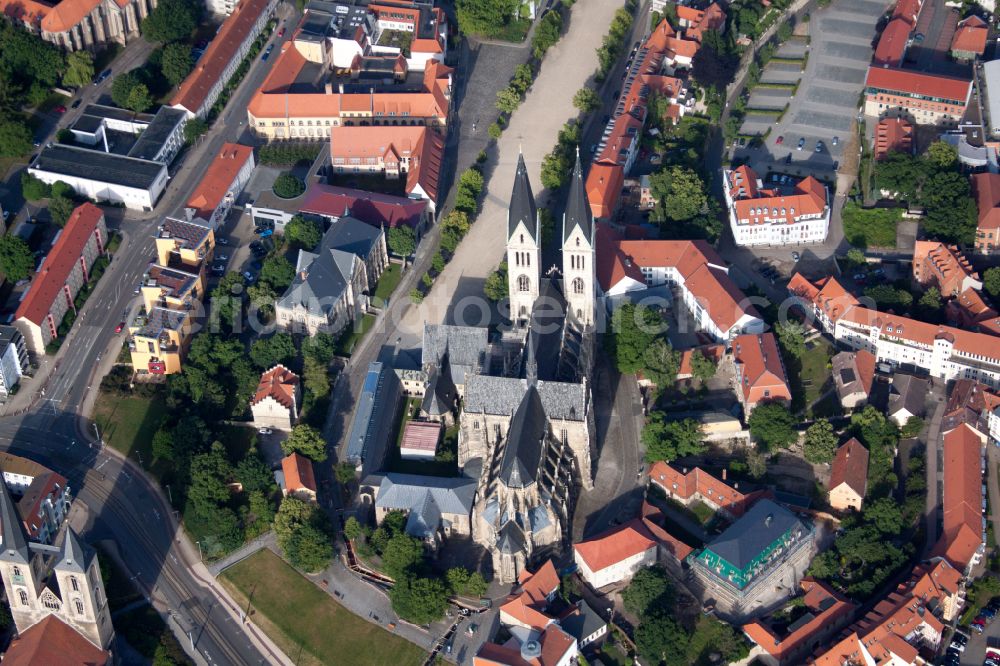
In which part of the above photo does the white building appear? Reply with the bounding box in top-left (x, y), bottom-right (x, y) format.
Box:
top-left (790, 274), bottom-right (1000, 389)
top-left (596, 229), bottom-right (765, 342)
top-left (184, 143), bottom-right (256, 229)
top-left (0, 327), bottom-right (28, 399)
top-left (722, 166), bottom-right (830, 247)
top-left (574, 520), bottom-right (658, 589)
top-left (250, 365), bottom-right (300, 432)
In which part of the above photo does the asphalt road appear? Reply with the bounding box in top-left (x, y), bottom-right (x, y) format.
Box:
top-left (0, 6), bottom-right (305, 664)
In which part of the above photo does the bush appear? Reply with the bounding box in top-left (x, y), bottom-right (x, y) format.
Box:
top-left (258, 143), bottom-right (322, 166)
top-left (273, 172), bottom-right (305, 199)
top-left (21, 173), bottom-right (51, 201)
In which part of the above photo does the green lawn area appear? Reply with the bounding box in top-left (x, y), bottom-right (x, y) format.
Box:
top-left (800, 339), bottom-right (836, 416)
top-left (220, 549), bottom-right (425, 666)
top-left (842, 203), bottom-right (901, 249)
top-left (93, 391), bottom-right (168, 475)
top-left (335, 313), bottom-right (375, 356)
top-left (689, 500), bottom-right (715, 525)
top-left (372, 263), bottom-right (402, 307)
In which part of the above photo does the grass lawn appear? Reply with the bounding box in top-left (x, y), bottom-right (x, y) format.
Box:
top-left (689, 500), bottom-right (715, 525)
top-left (335, 313), bottom-right (375, 356)
top-left (220, 550), bottom-right (425, 666)
top-left (842, 203), bottom-right (901, 248)
top-left (372, 263), bottom-right (402, 307)
top-left (35, 91), bottom-right (71, 114)
top-left (800, 339), bottom-right (834, 411)
top-left (93, 391), bottom-right (168, 476)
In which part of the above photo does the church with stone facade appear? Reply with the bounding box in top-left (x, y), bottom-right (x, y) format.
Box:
top-left (0, 476), bottom-right (114, 663)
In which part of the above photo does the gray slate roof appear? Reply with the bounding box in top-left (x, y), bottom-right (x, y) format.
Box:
top-left (562, 150), bottom-right (593, 243)
top-left (498, 386), bottom-right (547, 489)
top-left (55, 528), bottom-right (94, 574)
top-left (421, 324), bottom-right (488, 387)
top-left (706, 499), bottom-right (804, 571)
top-left (0, 477), bottom-right (28, 563)
top-left (508, 152), bottom-right (537, 241)
top-left (497, 520), bottom-right (526, 554)
top-left (322, 215), bottom-right (382, 259)
top-left (889, 374), bottom-right (927, 419)
top-left (464, 375), bottom-right (587, 422)
top-left (278, 247), bottom-right (353, 317)
top-left (376, 473), bottom-right (476, 539)
top-left (421, 363), bottom-right (455, 417)
top-left (559, 600), bottom-right (606, 644)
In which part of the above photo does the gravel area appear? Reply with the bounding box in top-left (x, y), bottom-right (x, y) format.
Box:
top-left (748, 89), bottom-right (793, 110)
top-left (761, 64), bottom-right (805, 84)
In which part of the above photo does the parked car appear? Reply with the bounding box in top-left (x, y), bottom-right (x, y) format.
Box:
top-left (114, 321), bottom-right (125, 334)
top-left (278, 26), bottom-right (286, 37)
top-left (54, 105), bottom-right (66, 114)
top-left (216, 237), bottom-right (229, 245)
top-left (134, 283), bottom-right (142, 294)
top-left (95, 69), bottom-right (111, 84)
top-left (215, 253), bottom-right (228, 261)
top-left (258, 427), bottom-right (272, 435)
top-left (71, 99), bottom-right (82, 109)
top-left (797, 138), bottom-right (805, 150)
top-left (815, 140), bottom-right (824, 153)
top-left (262, 44), bottom-right (274, 61)
top-left (791, 251), bottom-right (800, 262)
top-left (776, 135), bottom-right (784, 144)
top-left (243, 271), bottom-right (256, 282)
top-left (832, 136), bottom-right (839, 146)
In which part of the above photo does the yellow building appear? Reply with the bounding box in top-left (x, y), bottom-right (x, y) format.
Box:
top-left (129, 307), bottom-right (192, 376)
top-left (130, 217), bottom-right (213, 376)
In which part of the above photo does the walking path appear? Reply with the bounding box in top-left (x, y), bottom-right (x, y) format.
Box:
top-left (396, 0), bottom-right (626, 335)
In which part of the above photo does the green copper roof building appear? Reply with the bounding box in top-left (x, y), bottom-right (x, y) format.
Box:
top-left (691, 499), bottom-right (811, 590)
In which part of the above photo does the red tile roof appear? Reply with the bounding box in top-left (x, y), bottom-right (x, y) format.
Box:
top-left (952, 15), bottom-right (988, 55)
top-left (728, 166), bottom-right (827, 226)
top-left (932, 422), bottom-right (984, 569)
top-left (585, 161), bottom-right (624, 220)
top-left (500, 561), bottom-right (560, 630)
top-left (874, 116), bottom-right (913, 160)
top-left (972, 172), bottom-right (1000, 231)
top-left (329, 125), bottom-right (443, 202)
top-left (648, 462), bottom-right (756, 518)
top-left (172, 0), bottom-right (273, 114)
top-left (732, 332), bottom-right (791, 405)
top-left (186, 143), bottom-right (254, 221)
top-left (250, 364), bottom-right (299, 410)
top-left (299, 183), bottom-right (428, 229)
top-left (16, 203), bottom-right (103, 326)
top-left (281, 452), bottom-right (316, 494)
top-left (678, 344), bottom-right (724, 378)
top-left (474, 625), bottom-right (576, 666)
top-left (873, 18), bottom-right (912, 67)
top-left (828, 438), bottom-right (869, 499)
top-left (2, 615), bottom-right (109, 666)
top-left (639, 500), bottom-right (695, 560)
top-left (573, 519), bottom-right (657, 574)
top-left (400, 420), bottom-right (441, 453)
top-left (864, 67), bottom-right (972, 104)
top-left (743, 578), bottom-right (854, 661)
top-left (891, 0), bottom-right (921, 24)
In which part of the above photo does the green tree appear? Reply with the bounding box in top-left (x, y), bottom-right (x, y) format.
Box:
top-left (161, 42), bottom-right (194, 86)
top-left (775, 320), bottom-right (806, 359)
top-left (0, 119), bottom-right (33, 158)
top-left (20, 173), bottom-right (50, 201)
top-left (187, 442), bottom-right (232, 513)
top-left (622, 566), bottom-right (674, 618)
top-left (748, 402), bottom-right (798, 451)
top-left (285, 523), bottom-right (333, 572)
top-left (242, 490), bottom-right (275, 539)
top-left (281, 424), bottom-right (327, 462)
top-left (531, 8), bottom-right (562, 58)
top-left (273, 172), bottom-right (305, 199)
top-left (62, 51), bottom-right (95, 88)
top-left (260, 255), bottom-right (295, 290)
top-left (901, 415), bottom-right (924, 438)
top-left (389, 576), bottom-right (448, 624)
top-left (606, 303), bottom-right (665, 374)
top-left (511, 63), bottom-right (533, 94)
top-left (925, 140), bottom-right (958, 170)
top-left (866, 497), bottom-right (904, 535)
top-left (458, 168), bottom-right (484, 197)
top-left (48, 195), bottom-right (76, 227)
top-left (649, 166), bottom-right (708, 222)
top-left (488, 122), bottom-right (503, 139)
top-left (846, 247), bottom-right (867, 267)
top-left (0, 236), bottom-right (34, 281)
top-left (235, 449), bottom-right (274, 494)
top-left (303, 333), bottom-right (337, 363)
top-left (335, 461), bottom-right (356, 485)
top-left (409, 288), bottom-right (424, 304)
top-left (381, 533), bottom-right (425, 579)
top-left (484, 261), bottom-right (508, 302)
top-left (635, 612), bottom-right (689, 666)
top-left (344, 516), bottom-right (368, 541)
top-left (124, 82), bottom-right (152, 113)
top-left (184, 117), bottom-right (208, 143)
top-left (689, 349), bottom-right (717, 382)
top-left (984, 267), bottom-right (1000, 299)
top-left (455, 0), bottom-right (520, 37)
top-left (642, 338), bottom-right (680, 389)
top-left (431, 252), bottom-right (445, 273)
top-left (495, 86), bottom-right (521, 114)
top-left (111, 71), bottom-right (142, 109)
top-left (387, 225), bottom-right (416, 257)
top-left (285, 215), bottom-right (322, 250)
top-left (573, 87), bottom-right (600, 112)
top-left (642, 414), bottom-right (705, 462)
top-left (803, 418), bottom-right (837, 464)
top-left (446, 567), bottom-right (488, 597)
top-left (249, 333), bottom-right (295, 369)
top-left (141, 0), bottom-right (198, 43)
top-left (302, 355), bottom-right (331, 398)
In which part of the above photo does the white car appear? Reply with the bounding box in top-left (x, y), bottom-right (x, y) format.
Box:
top-left (217, 237), bottom-right (229, 245)
top-left (258, 428), bottom-right (272, 435)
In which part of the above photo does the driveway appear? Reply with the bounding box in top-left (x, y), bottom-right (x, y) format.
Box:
top-left (731, 0), bottom-right (885, 180)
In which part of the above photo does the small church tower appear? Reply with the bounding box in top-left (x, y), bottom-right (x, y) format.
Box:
top-left (0, 477), bottom-right (43, 628)
top-left (562, 149), bottom-right (596, 328)
top-left (506, 152), bottom-right (541, 329)
top-left (53, 528), bottom-right (114, 650)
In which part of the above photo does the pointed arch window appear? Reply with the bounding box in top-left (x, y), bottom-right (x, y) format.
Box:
top-left (75, 599), bottom-right (84, 616)
top-left (518, 275), bottom-right (530, 292)
top-left (18, 590), bottom-right (27, 606)
top-left (572, 278), bottom-right (585, 294)
top-left (70, 576), bottom-right (79, 592)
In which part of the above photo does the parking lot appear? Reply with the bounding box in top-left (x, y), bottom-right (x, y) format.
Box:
top-left (733, 0), bottom-right (886, 179)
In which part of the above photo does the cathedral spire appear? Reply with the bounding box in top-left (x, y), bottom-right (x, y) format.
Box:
top-left (56, 527), bottom-right (92, 573)
top-left (562, 147), bottom-right (592, 244)
top-left (508, 151), bottom-right (537, 241)
top-left (0, 476), bottom-right (28, 564)
top-left (524, 322), bottom-right (538, 386)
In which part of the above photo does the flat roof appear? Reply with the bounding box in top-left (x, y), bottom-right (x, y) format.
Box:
top-left (128, 107), bottom-right (186, 161)
top-left (79, 104), bottom-right (153, 124)
top-left (71, 115), bottom-right (104, 134)
top-left (984, 60), bottom-right (1000, 131)
top-left (32, 144), bottom-right (165, 191)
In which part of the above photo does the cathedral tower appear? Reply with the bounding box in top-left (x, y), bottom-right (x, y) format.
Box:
top-left (562, 149), bottom-right (595, 328)
top-left (506, 152), bottom-right (540, 329)
top-left (53, 528), bottom-right (114, 650)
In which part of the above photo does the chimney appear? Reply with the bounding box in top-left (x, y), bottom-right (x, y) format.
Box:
top-left (339, 82), bottom-right (345, 94)
top-left (325, 80), bottom-right (333, 95)
top-left (299, 270), bottom-right (308, 280)
top-left (721, 468), bottom-right (727, 481)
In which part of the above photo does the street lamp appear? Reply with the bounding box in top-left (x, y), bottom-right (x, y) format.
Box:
top-left (92, 422), bottom-right (101, 446)
top-left (195, 541), bottom-right (203, 562)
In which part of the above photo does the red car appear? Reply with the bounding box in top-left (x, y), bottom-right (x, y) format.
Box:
top-left (775, 135), bottom-right (784, 144)
top-left (114, 321), bottom-right (125, 334)
top-left (54, 105), bottom-right (66, 114)
top-left (278, 26), bottom-right (285, 37)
